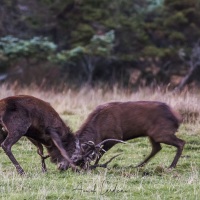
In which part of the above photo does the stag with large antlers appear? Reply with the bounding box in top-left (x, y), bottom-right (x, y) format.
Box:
top-left (71, 101), bottom-right (185, 169)
top-left (0, 95), bottom-right (77, 174)
top-left (0, 95), bottom-right (121, 174)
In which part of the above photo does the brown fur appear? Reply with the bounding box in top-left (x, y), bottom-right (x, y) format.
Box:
top-left (0, 96), bottom-right (185, 173)
top-left (0, 95), bottom-right (76, 174)
top-left (73, 101), bottom-right (185, 168)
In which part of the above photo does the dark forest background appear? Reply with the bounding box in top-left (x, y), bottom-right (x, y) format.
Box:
top-left (1, 0), bottom-right (200, 90)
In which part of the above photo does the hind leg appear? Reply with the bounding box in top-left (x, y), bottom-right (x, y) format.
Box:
top-left (1, 113), bottom-right (31, 175)
top-left (1, 132), bottom-right (25, 175)
top-left (136, 137), bottom-right (162, 167)
top-left (153, 134), bottom-right (185, 168)
top-left (164, 135), bottom-right (185, 168)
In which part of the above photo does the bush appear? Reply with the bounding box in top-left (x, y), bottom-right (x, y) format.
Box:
top-left (0, 36), bottom-right (57, 62)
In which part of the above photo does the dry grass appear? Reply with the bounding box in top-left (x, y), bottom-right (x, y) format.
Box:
top-left (0, 83), bottom-right (200, 126)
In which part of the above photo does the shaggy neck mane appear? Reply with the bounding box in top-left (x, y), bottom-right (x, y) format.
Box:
top-left (75, 105), bottom-right (104, 143)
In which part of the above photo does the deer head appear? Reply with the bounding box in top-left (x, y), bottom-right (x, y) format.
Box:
top-left (71, 139), bottom-right (125, 169)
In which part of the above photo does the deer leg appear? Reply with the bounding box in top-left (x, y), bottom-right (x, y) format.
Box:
top-left (37, 149), bottom-right (50, 173)
top-left (49, 130), bottom-right (77, 171)
top-left (1, 133), bottom-right (25, 175)
top-left (136, 137), bottom-right (162, 167)
top-left (28, 138), bottom-right (49, 172)
top-left (159, 135), bottom-right (185, 168)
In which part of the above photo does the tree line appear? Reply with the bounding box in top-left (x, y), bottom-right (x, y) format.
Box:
top-left (0, 0), bottom-right (200, 89)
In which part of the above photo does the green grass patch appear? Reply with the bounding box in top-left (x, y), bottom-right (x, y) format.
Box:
top-left (0, 124), bottom-right (199, 199)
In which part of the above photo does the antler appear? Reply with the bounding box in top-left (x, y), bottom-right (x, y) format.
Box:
top-left (82, 141), bottom-right (95, 148)
top-left (82, 138), bottom-right (125, 160)
top-left (90, 154), bottom-right (121, 169)
top-left (95, 139), bottom-right (126, 148)
top-left (81, 139), bottom-right (126, 170)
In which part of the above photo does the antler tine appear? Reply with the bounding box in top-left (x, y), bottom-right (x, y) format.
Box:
top-left (81, 139), bottom-right (125, 170)
top-left (83, 141), bottom-right (95, 147)
top-left (90, 154), bottom-right (122, 170)
top-left (95, 139), bottom-right (126, 148)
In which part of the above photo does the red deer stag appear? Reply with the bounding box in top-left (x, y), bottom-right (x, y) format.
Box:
top-left (71, 101), bottom-right (185, 169)
top-left (0, 95), bottom-right (77, 175)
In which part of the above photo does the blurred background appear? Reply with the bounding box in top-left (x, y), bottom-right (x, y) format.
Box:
top-left (0, 0), bottom-right (200, 91)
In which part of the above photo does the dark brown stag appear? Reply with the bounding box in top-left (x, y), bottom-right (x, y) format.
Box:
top-left (0, 95), bottom-right (77, 175)
top-left (71, 101), bottom-right (185, 169)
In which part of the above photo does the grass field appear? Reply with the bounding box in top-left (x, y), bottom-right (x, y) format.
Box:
top-left (0, 84), bottom-right (200, 200)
